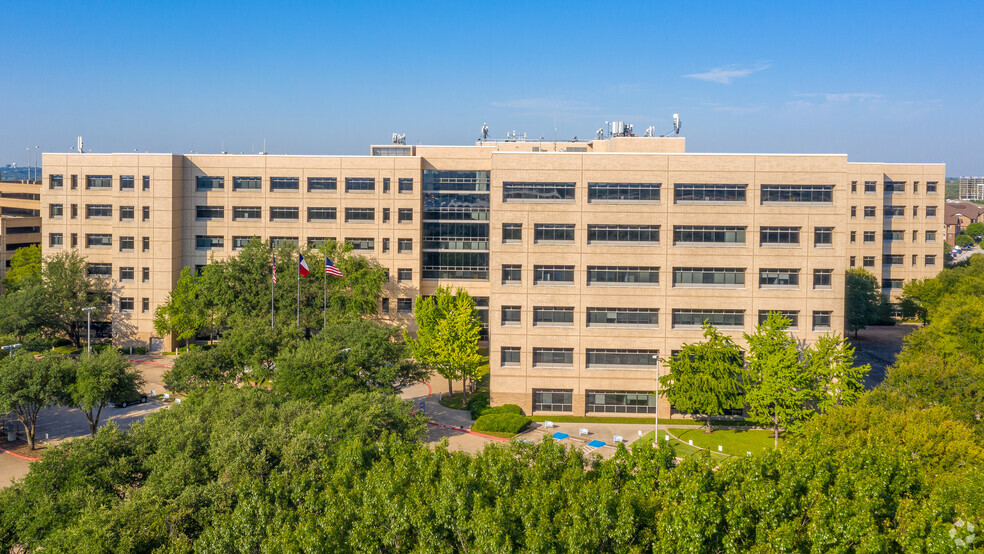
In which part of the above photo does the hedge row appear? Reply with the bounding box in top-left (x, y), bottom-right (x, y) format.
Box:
top-left (472, 413), bottom-right (532, 435)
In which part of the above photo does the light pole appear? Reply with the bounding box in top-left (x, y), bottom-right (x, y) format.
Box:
top-left (1, 344), bottom-right (21, 357)
top-left (653, 354), bottom-right (661, 445)
top-left (82, 307), bottom-right (97, 354)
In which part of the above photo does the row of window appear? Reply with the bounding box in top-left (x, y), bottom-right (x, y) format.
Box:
top-left (500, 307), bottom-right (817, 328)
top-left (851, 205), bottom-right (939, 218)
top-left (849, 254), bottom-right (937, 269)
top-left (850, 229), bottom-right (937, 243)
top-left (532, 389), bottom-right (657, 414)
top-left (49, 175), bottom-right (151, 191)
top-left (195, 176), bottom-right (414, 193)
top-left (501, 224), bottom-right (835, 246)
top-left (501, 182), bottom-right (848, 204)
top-left (50, 233), bottom-right (152, 251)
top-left (50, 204), bottom-right (150, 221)
top-left (500, 265), bottom-right (835, 288)
top-left (195, 206), bottom-right (414, 223)
top-left (48, 232), bottom-right (415, 254)
top-left (851, 180), bottom-right (939, 194)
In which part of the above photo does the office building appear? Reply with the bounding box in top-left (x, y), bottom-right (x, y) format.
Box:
top-left (959, 177), bottom-right (984, 202)
top-left (0, 179), bottom-right (41, 284)
top-left (41, 135), bottom-right (944, 417)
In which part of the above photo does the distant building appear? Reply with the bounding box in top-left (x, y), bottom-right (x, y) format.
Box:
top-left (959, 177), bottom-right (984, 202)
top-left (0, 180), bottom-right (41, 283)
top-left (42, 136), bottom-right (944, 418)
top-left (945, 200), bottom-right (984, 243)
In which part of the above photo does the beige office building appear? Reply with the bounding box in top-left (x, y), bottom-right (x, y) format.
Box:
top-left (41, 136), bottom-right (944, 417)
top-left (0, 179), bottom-right (42, 284)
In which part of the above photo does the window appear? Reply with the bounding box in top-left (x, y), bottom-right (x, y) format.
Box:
top-left (87, 263), bottom-right (112, 278)
top-left (392, 268), bottom-right (411, 283)
top-left (502, 182), bottom-right (576, 202)
top-left (812, 311), bottom-right (832, 330)
top-left (587, 225), bottom-right (659, 243)
top-left (383, 178), bottom-right (390, 193)
top-left (382, 208), bottom-right (390, 223)
top-left (501, 347), bottom-right (521, 366)
top-left (382, 238), bottom-right (390, 252)
top-left (142, 206), bottom-right (150, 221)
top-left (760, 226), bottom-right (800, 246)
top-left (307, 207), bottom-right (336, 222)
top-left (502, 264), bottom-right (521, 284)
top-left (850, 256), bottom-right (856, 267)
top-left (71, 204), bottom-right (78, 218)
top-left (672, 226), bottom-right (745, 245)
top-left (120, 175), bottom-right (134, 190)
top-left (864, 206), bottom-right (876, 218)
top-left (926, 230), bottom-right (937, 242)
top-left (926, 255), bottom-right (936, 266)
top-left (113, 205), bottom-right (133, 221)
top-left (760, 184), bottom-right (833, 203)
top-left (673, 267), bottom-right (744, 286)
top-left (585, 349), bottom-right (659, 368)
top-left (926, 206), bottom-right (937, 217)
top-left (501, 305), bottom-right (521, 325)
top-left (86, 175), bottom-right (112, 189)
top-left (864, 181), bottom-right (877, 193)
top-left (851, 181), bottom-right (857, 193)
top-left (532, 348), bottom-right (574, 367)
top-left (912, 206), bottom-right (919, 217)
top-left (586, 391), bottom-right (656, 414)
top-left (86, 204), bottom-right (112, 219)
top-left (86, 234), bottom-right (112, 248)
top-left (307, 177), bottom-right (337, 192)
top-left (863, 231), bottom-right (876, 244)
top-left (119, 236), bottom-right (134, 252)
top-left (120, 298), bottom-right (134, 313)
top-left (233, 176), bottom-right (261, 191)
top-left (913, 182), bottom-right (919, 193)
top-left (533, 306), bottom-right (574, 325)
top-left (196, 235), bottom-right (224, 250)
top-left (927, 181), bottom-right (938, 193)
top-left (271, 207), bottom-right (300, 221)
top-left (885, 181), bottom-right (905, 193)
top-left (863, 256), bottom-right (875, 268)
top-left (588, 182), bottom-right (660, 202)
top-left (381, 298), bottom-right (390, 314)
top-left (49, 233), bottom-right (63, 247)
top-left (232, 236), bottom-right (256, 250)
top-left (533, 265), bottom-right (574, 284)
top-left (71, 175), bottom-right (78, 189)
top-left (71, 233), bottom-right (78, 247)
top-left (397, 298), bottom-right (412, 313)
top-left (345, 208), bottom-right (374, 222)
top-left (814, 227), bottom-right (833, 247)
top-left (674, 183), bottom-right (746, 203)
top-left (912, 230), bottom-right (919, 242)
top-left (587, 266), bottom-right (659, 285)
top-left (307, 237), bottom-right (333, 248)
top-left (851, 206), bottom-right (857, 218)
top-left (533, 389), bottom-right (573, 412)
top-left (50, 174), bottom-right (63, 189)
top-left (196, 176), bottom-right (224, 191)
top-left (345, 177), bottom-right (375, 192)
top-left (399, 178), bottom-right (413, 193)
top-left (142, 176), bottom-right (150, 191)
top-left (119, 267), bottom-right (134, 281)
top-left (397, 238), bottom-right (412, 253)
top-left (813, 269), bottom-right (833, 289)
top-left (398, 208), bottom-right (413, 223)
top-left (142, 237), bottom-right (150, 252)
top-left (233, 206), bottom-right (262, 220)
top-left (884, 205), bottom-right (905, 217)
top-left (49, 204), bottom-right (63, 218)
top-left (912, 254), bottom-right (918, 267)
top-left (883, 278), bottom-right (904, 290)
top-left (270, 177), bottom-right (299, 191)
top-left (196, 206), bottom-right (223, 220)
top-left (883, 254), bottom-right (904, 266)
top-left (534, 224), bottom-right (575, 243)
top-left (759, 268), bottom-right (799, 287)
top-left (502, 223), bottom-right (522, 243)
top-left (269, 236), bottom-right (298, 247)
top-left (672, 309), bottom-right (745, 328)
top-left (850, 231), bottom-right (857, 244)
top-left (142, 298), bottom-right (150, 313)
top-left (347, 237), bottom-right (374, 251)
top-left (883, 230), bottom-right (905, 242)
top-left (586, 307), bottom-right (658, 327)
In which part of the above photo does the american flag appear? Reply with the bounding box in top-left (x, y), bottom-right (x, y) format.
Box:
top-left (325, 257), bottom-right (344, 277)
top-left (272, 253), bottom-right (277, 284)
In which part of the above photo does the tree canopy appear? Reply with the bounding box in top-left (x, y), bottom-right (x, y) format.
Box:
top-left (845, 268), bottom-right (883, 338)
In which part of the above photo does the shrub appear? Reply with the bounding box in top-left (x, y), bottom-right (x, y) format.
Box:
top-left (472, 413), bottom-right (531, 435)
top-left (466, 391), bottom-right (490, 419)
top-left (481, 404), bottom-right (523, 416)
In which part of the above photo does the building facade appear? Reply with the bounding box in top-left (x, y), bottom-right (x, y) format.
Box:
top-left (945, 200), bottom-right (984, 243)
top-left (41, 137), bottom-right (945, 417)
top-left (0, 180), bottom-right (41, 283)
top-left (959, 177), bottom-right (984, 202)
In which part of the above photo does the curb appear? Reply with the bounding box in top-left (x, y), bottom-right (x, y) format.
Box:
top-left (0, 448), bottom-right (40, 462)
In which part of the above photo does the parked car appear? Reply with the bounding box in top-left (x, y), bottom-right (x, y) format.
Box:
top-left (111, 389), bottom-right (148, 408)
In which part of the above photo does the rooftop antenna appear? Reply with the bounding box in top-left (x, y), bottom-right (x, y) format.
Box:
top-left (481, 123), bottom-right (489, 142)
top-left (673, 113), bottom-right (681, 136)
top-left (77, 136), bottom-right (84, 154)
top-left (260, 139), bottom-right (267, 155)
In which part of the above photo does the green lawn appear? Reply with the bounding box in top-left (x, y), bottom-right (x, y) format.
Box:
top-left (675, 428), bottom-right (779, 456)
top-left (635, 431), bottom-right (730, 461)
top-left (531, 415), bottom-right (748, 426)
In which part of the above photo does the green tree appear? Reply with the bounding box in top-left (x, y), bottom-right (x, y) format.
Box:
top-left (43, 251), bottom-right (109, 348)
top-left (743, 312), bottom-right (812, 447)
top-left (0, 352), bottom-right (72, 449)
top-left (956, 234), bottom-right (974, 247)
top-left (0, 279), bottom-right (53, 343)
top-left (405, 286), bottom-right (486, 403)
top-left (2, 244), bottom-right (41, 292)
top-left (659, 322), bottom-right (745, 433)
top-left (70, 349), bottom-right (144, 435)
top-left (153, 267), bottom-right (205, 352)
top-left (966, 221), bottom-right (984, 239)
top-left (845, 268), bottom-right (882, 338)
top-left (803, 334), bottom-right (869, 413)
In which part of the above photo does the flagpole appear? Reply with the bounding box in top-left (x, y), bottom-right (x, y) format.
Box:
top-left (271, 250), bottom-right (275, 329)
top-left (323, 244), bottom-right (328, 330)
top-left (296, 246), bottom-right (301, 328)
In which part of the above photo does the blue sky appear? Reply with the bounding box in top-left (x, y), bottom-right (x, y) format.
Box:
top-left (2, 1), bottom-right (983, 174)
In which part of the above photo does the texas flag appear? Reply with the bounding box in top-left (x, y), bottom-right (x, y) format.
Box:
top-left (298, 253), bottom-right (310, 277)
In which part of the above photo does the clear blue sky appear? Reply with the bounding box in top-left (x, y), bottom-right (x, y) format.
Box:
top-left (2, 1), bottom-right (982, 174)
